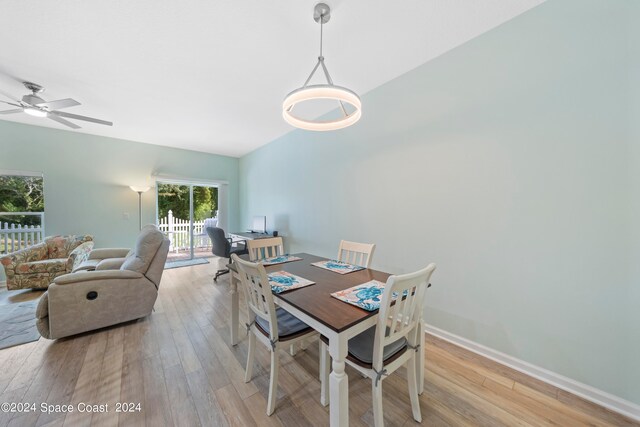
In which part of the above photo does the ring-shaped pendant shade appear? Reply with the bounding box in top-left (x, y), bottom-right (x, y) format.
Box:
top-left (282, 84), bottom-right (362, 131)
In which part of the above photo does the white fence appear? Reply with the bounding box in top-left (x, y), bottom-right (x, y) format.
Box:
top-left (0, 212), bottom-right (45, 255)
top-left (157, 210), bottom-right (216, 253)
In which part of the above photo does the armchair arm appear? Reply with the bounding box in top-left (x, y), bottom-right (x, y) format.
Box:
top-left (53, 270), bottom-right (143, 285)
top-left (46, 273), bottom-right (157, 339)
top-left (88, 248), bottom-right (131, 260)
top-left (0, 242), bottom-right (47, 267)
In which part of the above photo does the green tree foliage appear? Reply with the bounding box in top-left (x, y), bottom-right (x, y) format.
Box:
top-left (193, 186), bottom-right (215, 221)
top-left (0, 176), bottom-right (44, 226)
top-left (157, 184), bottom-right (218, 222)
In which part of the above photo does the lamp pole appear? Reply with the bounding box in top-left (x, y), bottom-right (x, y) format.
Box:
top-left (136, 191), bottom-right (143, 230)
top-left (129, 186), bottom-right (151, 231)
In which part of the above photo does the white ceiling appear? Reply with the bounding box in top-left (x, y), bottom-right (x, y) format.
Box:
top-left (0, 0), bottom-right (544, 157)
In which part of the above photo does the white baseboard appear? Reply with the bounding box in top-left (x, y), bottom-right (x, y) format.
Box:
top-left (425, 323), bottom-right (640, 422)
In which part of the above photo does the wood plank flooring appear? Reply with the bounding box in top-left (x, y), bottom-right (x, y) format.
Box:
top-left (0, 261), bottom-right (637, 427)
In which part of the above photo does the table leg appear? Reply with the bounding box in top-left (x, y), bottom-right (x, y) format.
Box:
top-left (230, 272), bottom-right (239, 346)
top-left (417, 319), bottom-right (425, 394)
top-left (329, 334), bottom-right (349, 426)
top-left (320, 340), bottom-right (330, 406)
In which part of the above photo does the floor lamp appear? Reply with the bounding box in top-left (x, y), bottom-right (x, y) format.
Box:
top-left (129, 186), bottom-right (151, 230)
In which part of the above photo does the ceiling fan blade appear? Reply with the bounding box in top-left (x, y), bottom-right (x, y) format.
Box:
top-left (0, 100), bottom-right (21, 107)
top-left (36, 98), bottom-right (80, 110)
top-left (48, 114), bottom-right (81, 129)
top-left (0, 109), bottom-right (23, 114)
top-left (0, 88), bottom-right (20, 103)
top-left (53, 111), bottom-right (112, 126)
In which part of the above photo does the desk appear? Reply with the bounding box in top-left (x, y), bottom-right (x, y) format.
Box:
top-left (228, 252), bottom-right (425, 426)
top-left (228, 231), bottom-right (273, 241)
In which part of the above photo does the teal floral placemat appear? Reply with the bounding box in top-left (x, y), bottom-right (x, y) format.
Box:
top-left (260, 254), bottom-right (303, 266)
top-left (311, 259), bottom-right (365, 274)
top-left (268, 271), bottom-right (315, 294)
top-left (330, 280), bottom-right (387, 311)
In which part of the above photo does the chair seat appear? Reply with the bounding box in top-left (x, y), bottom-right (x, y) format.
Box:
top-left (255, 307), bottom-right (313, 341)
top-left (349, 325), bottom-right (407, 367)
top-left (321, 326), bottom-right (408, 369)
top-left (73, 258), bottom-right (100, 272)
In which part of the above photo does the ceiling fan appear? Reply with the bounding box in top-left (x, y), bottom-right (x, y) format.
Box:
top-left (0, 81), bottom-right (112, 129)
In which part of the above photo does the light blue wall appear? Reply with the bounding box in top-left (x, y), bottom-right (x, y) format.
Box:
top-left (0, 119), bottom-right (239, 254)
top-left (240, 0), bottom-right (638, 404)
top-left (627, 0), bottom-right (640, 404)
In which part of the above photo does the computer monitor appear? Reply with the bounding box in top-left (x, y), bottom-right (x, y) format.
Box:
top-left (251, 215), bottom-right (266, 234)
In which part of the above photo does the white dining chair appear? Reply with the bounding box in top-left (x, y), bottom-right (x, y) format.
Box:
top-left (231, 254), bottom-right (318, 416)
top-left (248, 236), bottom-right (305, 356)
top-left (320, 263), bottom-right (436, 426)
top-left (337, 240), bottom-right (376, 268)
top-left (247, 237), bottom-right (284, 261)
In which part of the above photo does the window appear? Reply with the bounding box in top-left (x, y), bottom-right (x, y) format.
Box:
top-left (0, 170), bottom-right (45, 254)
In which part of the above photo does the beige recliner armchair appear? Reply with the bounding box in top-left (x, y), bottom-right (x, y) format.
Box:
top-left (36, 225), bottom-right (170, 339)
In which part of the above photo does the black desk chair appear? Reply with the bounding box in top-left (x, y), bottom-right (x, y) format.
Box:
top-left (207, 227), bottom-right (248, 282)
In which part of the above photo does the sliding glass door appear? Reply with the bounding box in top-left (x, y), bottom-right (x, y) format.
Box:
top-left (157, 181), bottom-right (218, 262)
top-left (192, 184), bottom-right (219, 258)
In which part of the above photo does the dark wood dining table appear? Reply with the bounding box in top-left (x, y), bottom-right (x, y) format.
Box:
top-left (227, 252), bottom-right (425, 427)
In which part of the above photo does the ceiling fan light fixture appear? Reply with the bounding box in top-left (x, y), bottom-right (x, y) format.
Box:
top-left (23, 107), bottom-right (48, 118)
top-left (283, 3), bottom-right (361, 132)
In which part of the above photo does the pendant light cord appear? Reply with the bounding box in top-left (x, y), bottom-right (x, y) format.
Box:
top-left (300, 8), bottom-right (348, 117)
top-left (302, 12), bottom-right (327, 88)
top-left (320, 16), bottom-right (323, 58)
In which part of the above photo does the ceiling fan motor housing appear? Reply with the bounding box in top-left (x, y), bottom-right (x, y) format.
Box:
top-left (23, 81), bottom-right (44, 94)
top-left (22, 94), bottom-right (46, 107)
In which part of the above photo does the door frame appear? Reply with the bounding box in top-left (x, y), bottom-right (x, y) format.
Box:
top-left (154, 176), bottom-right (227, 260)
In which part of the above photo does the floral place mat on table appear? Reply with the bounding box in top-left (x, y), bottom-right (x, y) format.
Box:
top-left (330, 280), bottom-right (387, 311)
top-left (311, 259), bottom-right (365, 275)
top-left (259, 254), bottom-right (303, 266)
top-left (268, 271), bottom-right (315, 294)
top-left (330, 280), bottom-right (407, 311)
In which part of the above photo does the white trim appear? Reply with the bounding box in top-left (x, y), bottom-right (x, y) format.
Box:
top-left (425, 323), bottom-right (640, 422)
top-left (0, 169), bottom-right (43, 177)
top-left (152, 173), bottom-right (228, 186)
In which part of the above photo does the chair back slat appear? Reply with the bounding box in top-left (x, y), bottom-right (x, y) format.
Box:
top-left (231, 254), bottom-right (279, 339)
top-left (372, 263), bottom-right (436, 369)
top-left (337, 240), bottom-right (376, 268)
top-left (247, 237), bottom-right (284, 261)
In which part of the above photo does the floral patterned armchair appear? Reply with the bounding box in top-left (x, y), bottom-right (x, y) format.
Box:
top-left (0, 235), bottom-right (93, 290)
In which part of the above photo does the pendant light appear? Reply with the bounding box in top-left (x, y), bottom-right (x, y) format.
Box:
top-left (283, 3), bottom-right (362, 131)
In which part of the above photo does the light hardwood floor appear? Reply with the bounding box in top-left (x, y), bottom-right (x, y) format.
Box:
top-left (0, 262), bottom-right (637, 427)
